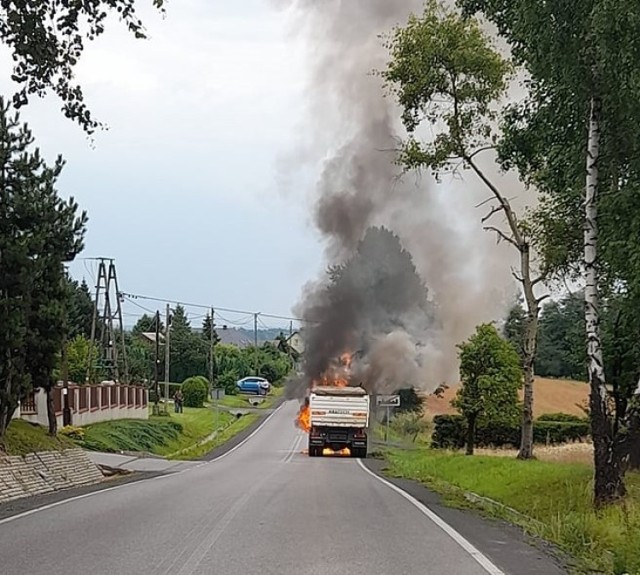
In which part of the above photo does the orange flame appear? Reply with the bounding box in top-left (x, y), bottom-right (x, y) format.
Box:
top-left (309, 351), bottom-right (354, 390)
top-left (296, 403), bottom-right (311, 433)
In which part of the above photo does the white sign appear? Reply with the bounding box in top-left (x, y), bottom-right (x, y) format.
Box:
top-left (376, 394), bottom-right (400, 407)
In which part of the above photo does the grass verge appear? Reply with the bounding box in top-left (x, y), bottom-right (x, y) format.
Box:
top-left (170, 413), bottom-right (260, 460)
top-left (385, 448), bottom-right (640, 574)
top-left (78, 407), bottom-right (234, 456)
top-left (217, 386), bottom-right (284, 410)
top-left (1, 419), bottom-right (76, 456)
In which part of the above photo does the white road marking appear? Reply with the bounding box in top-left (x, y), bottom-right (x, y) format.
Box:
top-left (0, 402), bottom-right (286, 526)
top-left (357, 459), bottom-right (506, 575)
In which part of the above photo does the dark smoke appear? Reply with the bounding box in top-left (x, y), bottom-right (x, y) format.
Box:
top-left (275, 0), bottom-right (518, 399)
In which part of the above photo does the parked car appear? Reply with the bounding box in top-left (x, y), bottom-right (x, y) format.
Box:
top-left (236, 376), bottom-right (270, 395)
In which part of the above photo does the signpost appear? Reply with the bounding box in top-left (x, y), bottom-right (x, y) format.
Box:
top-left (376, 394), bottom-right (401, 444)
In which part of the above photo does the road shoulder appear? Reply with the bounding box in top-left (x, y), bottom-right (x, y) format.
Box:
top-left (362, 457), bottom-right (571, 575)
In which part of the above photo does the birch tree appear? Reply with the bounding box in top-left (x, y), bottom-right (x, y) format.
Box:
top-left (382, 0), bottom-right (544, 459)
top-left (460, 0), bottom-right (640, 505)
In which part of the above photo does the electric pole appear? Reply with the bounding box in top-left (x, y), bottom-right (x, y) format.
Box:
top-left (210, 307), bottom-right (218, 433)
top-left (164, 303), bottom-right (171, 414)
top-left (209, 307), bottom-right (215, 385)
top-left (254, 312), bottom-right (259, 375)
top-left (153, 310), bottom-right (160, 415)
top-left (86, 258), bottom-right (128, 384)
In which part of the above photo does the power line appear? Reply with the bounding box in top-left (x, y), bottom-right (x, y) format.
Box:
top-left (120, 291), bottom-right (317, 324)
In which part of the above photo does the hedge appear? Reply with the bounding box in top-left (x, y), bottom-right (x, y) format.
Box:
top-left (432, 414), bottom-right (590, 449)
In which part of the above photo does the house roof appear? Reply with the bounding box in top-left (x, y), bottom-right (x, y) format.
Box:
top-left (218, 329), bottom-right (253, 348)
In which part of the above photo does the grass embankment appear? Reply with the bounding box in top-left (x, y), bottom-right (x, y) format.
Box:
top-left (385, 448), bottom-right (640, 574)
top-left (78, 405), bottom-right (258, 460)
top-left (0, 419), bottom-right (76, 456)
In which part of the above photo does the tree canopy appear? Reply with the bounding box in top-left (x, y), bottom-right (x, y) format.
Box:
top-left (0, 0), bottom-right (165, 133)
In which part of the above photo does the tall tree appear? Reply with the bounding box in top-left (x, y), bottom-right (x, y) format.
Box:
top-left (382, 0), bottom-right (545, 459)
top-left (169, 306), bottom-right (207, 383)
top-left (460, 0), bottom-right (640, 506)
top-left (66, 277), bottom-right (94, 339)
top-left (453, 323), bottom-right (523, 455)
top-left (0, 99), bottom-right (86, 436)
top-left (0, 1), bottom-right (165, 132)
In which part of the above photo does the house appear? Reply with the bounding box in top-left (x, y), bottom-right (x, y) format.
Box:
top-left (286, 330), bottom-right (305, 355)
top-left (217, 328), bottom-right (254, 349)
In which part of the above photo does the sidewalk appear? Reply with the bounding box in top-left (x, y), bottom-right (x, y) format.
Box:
top-left (85, 451), bottom-right (200, 474)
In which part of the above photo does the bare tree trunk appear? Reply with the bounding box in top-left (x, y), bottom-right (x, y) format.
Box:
top-left (518, 245), bottom-right (540, 459)
top-left (465, 413), bottom-right (476, 456)
top-left (584, 96), bottom-right (625, 506)
top-left (467, 158), bottom-right (543, 460)
top-left (46, 386), bottom-right (57, 436)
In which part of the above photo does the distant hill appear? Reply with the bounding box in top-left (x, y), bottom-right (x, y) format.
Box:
top-left (424, 377), bottom-right (589, 419)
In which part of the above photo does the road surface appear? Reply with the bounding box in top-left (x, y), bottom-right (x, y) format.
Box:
top-left (0, 401), bottom-right (563, 575)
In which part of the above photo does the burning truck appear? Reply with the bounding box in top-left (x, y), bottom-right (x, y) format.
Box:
top-left (295, 353), bottom-right (370, 458)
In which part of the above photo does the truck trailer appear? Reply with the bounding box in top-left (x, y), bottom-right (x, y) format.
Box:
top-left (307, 386), bottom-right (370, 458)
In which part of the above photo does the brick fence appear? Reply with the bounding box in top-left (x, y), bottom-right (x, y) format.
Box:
top-left (17, 383), bottom-right (148, 428)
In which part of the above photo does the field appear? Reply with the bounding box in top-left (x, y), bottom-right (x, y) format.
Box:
top-left (424, 377), bottom-right (589, 418)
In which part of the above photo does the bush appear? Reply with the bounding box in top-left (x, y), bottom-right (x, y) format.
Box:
top-left (432, 414), bottom-right (590, 449)
top-left (181, 377), bottom-right (208, 408)
top-left (537, 412), bottom-right (586, 423)
top-left (391, 412), bottom-right (429, 442)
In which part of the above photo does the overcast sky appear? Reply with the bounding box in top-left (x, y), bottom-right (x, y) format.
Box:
top-left (0, 0), bottom-right (322, 331)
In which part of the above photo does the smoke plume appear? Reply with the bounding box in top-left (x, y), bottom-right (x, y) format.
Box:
top-left (274, 0), bottom-right (519, 399)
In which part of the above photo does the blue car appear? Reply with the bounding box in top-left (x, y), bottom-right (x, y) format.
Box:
top-left (236, 376), bottom-right (270, 395)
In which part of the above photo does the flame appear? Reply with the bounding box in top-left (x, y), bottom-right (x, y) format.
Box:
top-left (296, 403), bottom-right (311, 433)
top-left (309, 351), bottom-right (354, 390)
top-left (323, 447), bottom-right (351, 457)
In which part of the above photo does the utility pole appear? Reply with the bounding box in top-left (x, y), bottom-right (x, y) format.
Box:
top-left (153, 310), bottom-right (160, 415)
top-left (209, 307), bottom-right (215, 388)
top-left (61, 270), bottom-right (71, 426)
top-left (164, 303), bottom-right (171, 414)
top-left (210, 307), bottom-right (218, 433)
top-left (253, 312), bottom-right (259, 375)
top-left (61, 330), bottom-right (71, 426)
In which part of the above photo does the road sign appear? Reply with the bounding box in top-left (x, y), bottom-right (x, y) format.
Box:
top-left (376, 394), bottom-right (400, 407)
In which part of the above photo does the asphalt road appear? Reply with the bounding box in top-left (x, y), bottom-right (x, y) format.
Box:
top-left (0, 401), bottom-right (565, 575)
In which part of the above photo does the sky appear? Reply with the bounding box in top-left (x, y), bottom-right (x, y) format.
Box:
top-left (0, 0), bottom-right (321, 331)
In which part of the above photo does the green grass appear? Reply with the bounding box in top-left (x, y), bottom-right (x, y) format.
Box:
top-left (217, 386), bottom-right (284, 410)
top-left (77, 406), bottom-right (263, 461)
top-left (0, 419), bottom-right (76, 456)
top-left (79, 407), bottom-right (233, 455)
top-left (386, 448), bottom-right (640, 574)
top-left (170, 413), bottom-right (259, 460)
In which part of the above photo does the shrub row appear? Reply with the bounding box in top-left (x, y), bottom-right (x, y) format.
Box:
top-left (432, 414), bottom-right (590, 449)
